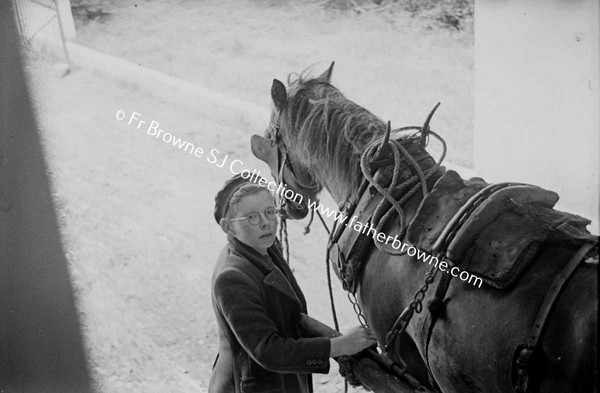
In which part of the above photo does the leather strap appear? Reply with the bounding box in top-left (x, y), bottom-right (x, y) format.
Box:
top-left (446, 184), bottom-right (558, 262)
top-left (421, 271), bottom-right (453, 393)
top-left (512, 241), bottom-right (596, 392)
top-left (431, 182), bottom-right (522, 254)
top-left (329, 135), bottom-right (439, 292)
top-left (526, 242), bottom-right (594, 347)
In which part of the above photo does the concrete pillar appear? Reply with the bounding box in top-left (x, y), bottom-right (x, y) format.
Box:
top-left (56, 0), bottom-right (76, 41)
top-left (474, 0), bottom-right (600, 232)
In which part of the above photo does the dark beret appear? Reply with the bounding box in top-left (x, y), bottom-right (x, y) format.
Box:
top-left (214, 174), bottom-right (252, 224)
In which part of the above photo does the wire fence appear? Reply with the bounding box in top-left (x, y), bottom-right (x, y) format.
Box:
top-left (11, 0), bottom-right (71, 67)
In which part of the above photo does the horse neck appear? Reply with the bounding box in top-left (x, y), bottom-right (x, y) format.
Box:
top-left (315, 137), bottom-right (441, 210)
top-left (317, 167), bottom-right (357, 206)
top-left (306, 145), bottom-right (364, 206)
top-left (288, 86), bottom-right (439, 206)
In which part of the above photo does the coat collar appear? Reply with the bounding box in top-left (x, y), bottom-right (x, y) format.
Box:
top-left (227, 235), bottom-right (307, 309)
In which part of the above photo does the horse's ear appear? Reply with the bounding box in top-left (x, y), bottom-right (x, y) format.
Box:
top-left (271, 79), bottom-right (287, 111)
top-left (317, 61), bottom-right (335, 83)
top-left (251, 134), bottom-right (276, 162)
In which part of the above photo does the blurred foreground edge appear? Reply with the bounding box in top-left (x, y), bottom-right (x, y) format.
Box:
top-left (0, 2), bottom-right (93, 392)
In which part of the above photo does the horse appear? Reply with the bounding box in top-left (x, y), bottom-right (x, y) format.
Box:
top-left (250, 63), bottom-right (598, 393)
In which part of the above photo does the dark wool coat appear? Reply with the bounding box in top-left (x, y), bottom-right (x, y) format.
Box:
top-left (209, 235), bottom-right (331, 393)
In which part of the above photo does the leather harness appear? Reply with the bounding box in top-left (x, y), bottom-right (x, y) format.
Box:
top-left (511, 241), bottom-right (597, 393)
top-left (327, 155), bottom-right (597, 392)
top-left (269, 112), bottom-right (597, 392)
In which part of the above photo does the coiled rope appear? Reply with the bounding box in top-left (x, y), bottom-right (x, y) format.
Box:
top-left (359, 106), bottom-right (447, 255)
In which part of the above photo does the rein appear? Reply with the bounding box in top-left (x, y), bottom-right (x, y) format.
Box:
top-left (331, 105), bottom-right (449, 384)
top-left (272, 101), bottom-right (448, 390)
top-left (271, 125), bottom-right (291, 264)
top-left (271, 123), bottom-right (321, 265)
top-left (268, 122), bottom-right (345, 335)
top-left (270, 77), bottom-right (593, 393)
top-left (323, 105), bottom-right (448, 389)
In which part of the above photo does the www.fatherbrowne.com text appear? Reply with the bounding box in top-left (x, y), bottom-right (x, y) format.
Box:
top-left (117, 109), bottom-right (483, 288)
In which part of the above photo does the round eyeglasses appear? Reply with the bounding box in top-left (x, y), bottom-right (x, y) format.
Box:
top-left (229, 207), bottom-right (278, 226)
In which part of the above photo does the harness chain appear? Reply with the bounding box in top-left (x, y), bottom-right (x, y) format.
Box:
top-left (271, 97), bottom-right (598, 392)
top-left (329, 107), bottom-right (448, 389)
top-left (384, 183), bottom-right (521, 391)
top-left (384, 265), bottom-right (439, 350)
top-left (347, 291), bottom-right (369, 328)
top-left (274, 105), bottom-right (447, 390)
top-left (384, 182), bottom-right (516, 351)
top-left (351, 110), bottom-right (448, 341)
top-left (318, 106), bottom-right (448, 389)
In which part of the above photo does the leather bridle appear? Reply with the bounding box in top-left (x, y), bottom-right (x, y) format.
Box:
top-left (268, 122), bottom-right (321, 210)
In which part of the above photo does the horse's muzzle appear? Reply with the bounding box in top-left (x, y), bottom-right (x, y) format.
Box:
top-left (285, 200), bottom-right (309, 220)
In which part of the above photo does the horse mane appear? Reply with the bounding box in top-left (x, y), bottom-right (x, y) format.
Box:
top-left (281, 72), bottom-right (388, 200)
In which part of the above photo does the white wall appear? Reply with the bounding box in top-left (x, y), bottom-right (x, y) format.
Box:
top-left (474, 0), bottom-right (600, 232)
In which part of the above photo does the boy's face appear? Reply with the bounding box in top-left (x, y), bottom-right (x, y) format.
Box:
top-left (227, 191), bottom-right (277, 254)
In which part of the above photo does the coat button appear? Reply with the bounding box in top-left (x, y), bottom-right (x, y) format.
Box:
top-left (306, 359), bottom-right (312, 366)
top-left (317, 359), bottom-right (323, 365)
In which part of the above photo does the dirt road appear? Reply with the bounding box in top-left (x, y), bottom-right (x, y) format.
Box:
top-left (28, 54), bottom-right (366, 392)
top-left (23, 1), bottom-right (474, 391)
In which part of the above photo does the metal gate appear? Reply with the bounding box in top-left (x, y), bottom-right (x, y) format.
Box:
top-left (11, 0), bottom-right (71, 67)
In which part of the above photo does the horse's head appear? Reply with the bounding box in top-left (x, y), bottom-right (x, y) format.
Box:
top-left (250, 63), bottom-right (336, 219)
